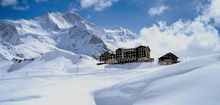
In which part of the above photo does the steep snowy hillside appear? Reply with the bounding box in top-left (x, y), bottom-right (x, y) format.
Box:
top-left (6, 49), bottom-right (98, 73)
top-left (106, 26), bottom-right (136, 42)
top-left (0, 11), bottom-right (137, 61)
top-left (104, 26), bottom-right (137, 49)
top-left (95, 54), bottom-right (220, 105)
top-left (55, 25), bottom-right (109, 59)
top-left (0, 21), bottom-right (21, 45)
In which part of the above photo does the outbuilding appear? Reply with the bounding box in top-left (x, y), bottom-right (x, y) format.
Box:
top-left (158, 52), bottom-right (179, 65)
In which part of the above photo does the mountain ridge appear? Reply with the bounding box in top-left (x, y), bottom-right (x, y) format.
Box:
top-left (0, 11), bottom-right (138, 60)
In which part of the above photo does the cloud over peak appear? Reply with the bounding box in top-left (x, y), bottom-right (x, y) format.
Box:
top-left (208, 0), bottom-right (220, 26)
top-left (137, 0), bottom-right (220, 59)
top-left (35, 0), bottom-right (48, 2)
top-left (148, 4), bottom-right (169, 16)
top-left (139, 19), bottom-right (220, 59)
top-left (13, 5), bottom-right (29, 11)
top-left (80, 0), bottom-right (117, 11)
top-left (1, 0), bottom-right (17, 7)
top-left (0, 0), bottom-right (29, 11)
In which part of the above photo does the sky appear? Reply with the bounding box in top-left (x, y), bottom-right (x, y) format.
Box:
top-left (1, 0), bottom-right (220, 58)
top-left (0, 0), bottom-right (212, 33)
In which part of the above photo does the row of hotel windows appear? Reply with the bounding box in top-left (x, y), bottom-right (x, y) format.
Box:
top-left (116, 53), bottom-right (149, 57)
top-left (100, 46), bottom-right (152, 63)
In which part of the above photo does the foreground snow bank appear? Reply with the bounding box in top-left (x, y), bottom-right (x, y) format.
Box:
top-left (0, 62), bottom-right (160, 105)
top-left (94, 54), bottom-right (220, 105)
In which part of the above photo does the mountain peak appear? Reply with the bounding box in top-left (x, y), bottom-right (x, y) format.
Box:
top-left (64, 11), bottom-right (77, 15)
top-left (0, 11), bottom-right (138, 60)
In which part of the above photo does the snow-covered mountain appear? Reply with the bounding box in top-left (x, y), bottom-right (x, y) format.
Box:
top-left (56, 25), bottom-right (109, 59)
top-left (0, 11), bottom-right (137, 60)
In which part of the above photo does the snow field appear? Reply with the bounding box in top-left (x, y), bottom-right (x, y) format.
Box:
top-left (94, 54), bottom-right (220, 105)
top-left (0, 62), bottom-right (161, 105)
top-left (0, 53), bottom-right (220, 105)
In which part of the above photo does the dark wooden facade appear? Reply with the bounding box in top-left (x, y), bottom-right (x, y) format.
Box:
top-left (136, 46), bottom-right (150, 58)
top-left (99, 52), bottom-right (115, 62)
top-left (136, 46), bottom-right (153, 62)
top-left (158, 52), bottom-right (179, 65)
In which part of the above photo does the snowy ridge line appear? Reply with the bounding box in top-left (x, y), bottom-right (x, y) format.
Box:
top-left (0, 11), bottom-right (137, 61)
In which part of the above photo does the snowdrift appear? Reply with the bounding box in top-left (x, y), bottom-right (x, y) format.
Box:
top-left (6, 49), bottom-right (98, 73)
top-left (94, 53), bottom-right (220, 105)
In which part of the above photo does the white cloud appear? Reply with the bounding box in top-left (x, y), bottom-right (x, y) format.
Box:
top-left (208, 0), bottom-right (220, 26)
top-left (80, 0), bottom-right (96, 8)
top-left (35, 0), bottom-right (48, 2)
top-left (86, 14), bottom-right (91, 19)
top-left (1, 0), bottom-right (17, 7)
top-left (80, 0), bottom-right (117, 11)
top-left (138, 19), bottom-right (220, 59)
top-left (194, 0), bottom-right (220, 26)
top-left (22, 0), bottom-right (27, 4)
top-left (1, 0), bottom-right (29, 11)
top-left (148, 4), bottom-right (169, 16)
top-left (13, 5), bottom-right (29, 11)
top-left (136, 1), bottom-right (220, 59)
top-left (69, 3), bottom-right (80, 12)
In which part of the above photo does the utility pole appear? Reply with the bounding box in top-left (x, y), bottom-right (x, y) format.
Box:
top-left (76, 56), bottom-right (82, 75)
top-left (26, 72), bottom-right (28, 78)
top-left (76, 64), bottom-right (78, 75)
top-left (129, 63), bottom-right (130, 70)
top-left (105, 64), bottom-right (106, 73)
top-left (63, 59), bottom-right (67, 72)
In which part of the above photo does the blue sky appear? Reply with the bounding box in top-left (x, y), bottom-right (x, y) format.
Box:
top-left (1, 0), bottom-right (220, 58)
top-left (0, 0), bottom-right (211, 33)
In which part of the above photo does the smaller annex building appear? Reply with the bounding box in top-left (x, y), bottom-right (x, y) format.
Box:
top-left (158, 52), bottom-right (179, 65)
top-left (100, 52), bottom-right (115, 62)
top-left (99, 45), bottom-right (154, 64)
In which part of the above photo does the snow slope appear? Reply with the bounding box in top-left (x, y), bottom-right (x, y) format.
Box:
top-left (95, 53), bottom-right (220, 105)
top-left (0, 53), bottom-right (219, 105)
top-left (3, 49), bottom-right (99, 74)
top-left (0, 60), bottom-right (161, 105)
top-left (55, 25), bottom-right (109, 59)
